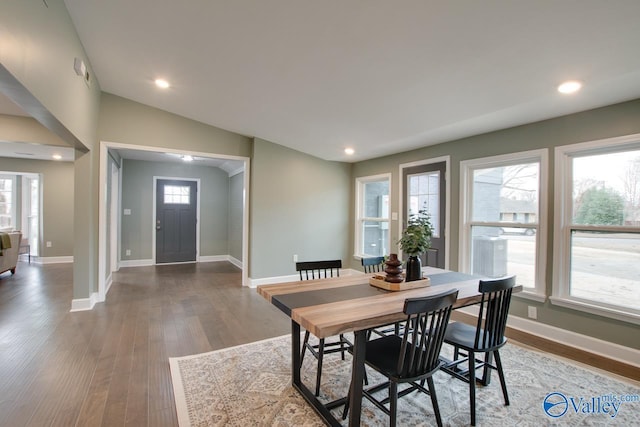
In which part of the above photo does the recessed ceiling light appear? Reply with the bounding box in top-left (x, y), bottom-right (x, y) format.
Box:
top-left (155, 78), bottom-right (170, 89)
top-left (344, 148), bottom-right (355, 155)
top-left (52, 154), bottom-right (62, 160)
top-left (183, 155), bottom-right (194, 162)
top-left (558, 80), bottom-right (582, 94)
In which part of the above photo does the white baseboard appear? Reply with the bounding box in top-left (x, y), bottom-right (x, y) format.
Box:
top-left (458, 306), bottom-right (640, 368)
top-left (35, 256), bottom-right (74, 264)
top-left (228, 255), bottom-right (243, 269)
top-left (105, 273), bottom-right (113, 297)
top-left (198, 255), bottom-right (229, 263)
top-left (248, 268), bottom-right (362, 288)
top-left (70, 292), bottom-right (99, 312)
top-left (119, 259), bottom-right (153, 268)
top-left (119, 256), bottom-right (242, 268)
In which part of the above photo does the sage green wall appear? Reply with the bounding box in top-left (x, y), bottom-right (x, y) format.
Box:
top-left (121, 159), bottom-right (230, 261)
top-left (1, 0), bottom-right (101, 300)
top-left (98, 93), bottom-right (251, 158)
top-left (0, 0), bottom-right (100, 147)
top-left (228, 172), bottom-right (244, 262)
top-left (352, 98), bottom-right (640, 349)
top-left (0, 115), bottom-right (69, 147)
top-left (250, 138), bottom-right (351, 279)
top-left (0, 158), bottom-right (74, 257)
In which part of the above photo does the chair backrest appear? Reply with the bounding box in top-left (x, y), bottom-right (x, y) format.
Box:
top-left (361, 256), bottom-right (385, 274)
top-left (296, 260), bottom-right (342, 280)
top-left (475, 276), bottom-right (516, 350)
top-left (396, 289), bottom-right (458, 379)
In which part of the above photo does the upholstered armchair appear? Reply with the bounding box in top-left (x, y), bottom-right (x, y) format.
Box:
top-left (0, 231), bottom-right (22, 276)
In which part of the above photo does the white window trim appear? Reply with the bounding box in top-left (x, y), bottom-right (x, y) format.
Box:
top-left (354, 173), bottom-right (391, 259)
top-left (552, 133), bottom-right (640, 324)
top-left (0, 174), bottom-right (17, 231)
top-left (459, 149), bottom-right (548, 299)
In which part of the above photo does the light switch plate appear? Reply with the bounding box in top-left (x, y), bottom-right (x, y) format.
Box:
top-left (124, 209), bottom-right (131, 215)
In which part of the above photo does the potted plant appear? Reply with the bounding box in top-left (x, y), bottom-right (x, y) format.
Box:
top-left (398, 209), bottom-right (433, 281)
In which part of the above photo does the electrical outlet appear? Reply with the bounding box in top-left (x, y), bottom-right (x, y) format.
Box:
top-left (528, 306), bottom-right (537, 319)
top-left (293, 254), bottom-right (298, 263)
top-left (125, 249), bottom-right (131, 256)
top-left (46, 241), bottom-right (52, 248)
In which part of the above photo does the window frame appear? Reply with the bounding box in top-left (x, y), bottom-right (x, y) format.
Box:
top-left (552, 133), bottom-right (640, 324)
top-left (0, 174), bottom-right (17, 231)
top-left (459, 149), bottom-right (548, 301)
top-left (354, 173), bottom-right (391, 259)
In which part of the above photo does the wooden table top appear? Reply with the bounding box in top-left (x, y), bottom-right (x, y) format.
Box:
top-left (258, 267), bottom-right (507, 339)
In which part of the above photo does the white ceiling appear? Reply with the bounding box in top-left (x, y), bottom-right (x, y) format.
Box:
top-left (61, 0), bottom-right (640, 162)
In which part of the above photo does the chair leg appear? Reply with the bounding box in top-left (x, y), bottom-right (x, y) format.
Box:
top-left (341, 385), bottom-right (351, 420)
top-left (469, 351), bottom-right (477, 426)
top-left (389, 382), bottom-right (398, 427)
top-left (481, 351), bottom-right (494, 385)
top-left (427, 376), bottom-right (443, 427)
top-left (301, 330), bottom-right (310, 364)
top-left (339, 333), bottom-right (346, 360)
top-left (315, 338), bottom-right (325, 396)
top-left (494, 350), bottom-right (510, 406)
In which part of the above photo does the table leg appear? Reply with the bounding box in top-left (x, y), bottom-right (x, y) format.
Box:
top-left (291, 320), bottom-right (342, 426)
top-left (348, 330), bottom-right (367, 427)
top-left (292, 320), bottom-right (301, 386)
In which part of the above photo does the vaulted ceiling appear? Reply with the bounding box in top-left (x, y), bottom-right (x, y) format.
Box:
top-left (17, 2), bottom-right (640, 162)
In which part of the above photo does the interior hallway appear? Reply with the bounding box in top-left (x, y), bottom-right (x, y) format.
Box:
top-left (0, 261), bottom-right (289, 426)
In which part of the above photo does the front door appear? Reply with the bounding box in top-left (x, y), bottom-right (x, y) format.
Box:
top-left (402, 162), bottom-right (446, 268)
top-left (156, 179), bottom-right (197, 263)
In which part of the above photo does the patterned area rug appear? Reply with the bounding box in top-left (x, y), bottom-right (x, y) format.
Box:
top-left (169, 334), bottom-right (640, 426)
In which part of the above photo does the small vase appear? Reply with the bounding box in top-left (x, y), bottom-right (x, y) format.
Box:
top-left (384, 254), bottom-right (404, 283)
top-left (405, 255), bottom-right (422, 282)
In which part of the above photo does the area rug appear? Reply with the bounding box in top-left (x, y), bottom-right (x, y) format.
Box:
top-left (169, 334), bottom-right (640, 426)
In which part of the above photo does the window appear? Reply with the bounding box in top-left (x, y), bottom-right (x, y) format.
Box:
top-left (355, 174), bottom-right (390, 258)
top-left (164, 185), bottom-right (191, 204)
top-left (460, 149), bottom-right (548, 299)
top-left (553, 134), bottom-right (640, 323)
top-left (407, 171), bottom-right (440, 237)
top-left (0, 175), bottom-right (16, 230)
top-left (22, 175), bottom-right (40, 255)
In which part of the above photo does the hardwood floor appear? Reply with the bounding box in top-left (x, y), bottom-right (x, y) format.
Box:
top-left (0, 261), bottom-right (290, 427)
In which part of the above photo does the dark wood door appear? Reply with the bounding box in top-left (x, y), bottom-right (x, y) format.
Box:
top-left (156, 179), bottom-right (197, 263)
top-left (402, 162), bottom-right (446, 268)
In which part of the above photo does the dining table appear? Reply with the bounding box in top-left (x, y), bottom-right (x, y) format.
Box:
top-left (257, 266), bottom-right (520, 426)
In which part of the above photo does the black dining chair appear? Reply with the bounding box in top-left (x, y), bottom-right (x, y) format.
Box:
top-left (342, 289), bottom-right (459, 427)
top-left (296, 259), bottom-right (342, 280)
top-left (297, 260), bottom-right (351, 396)
top-left (362, 256), bottom-right (406, 338)
top-left (440, 275), bottom-right (515, 426)
top-left (361, 256), bottom-right (385, 274)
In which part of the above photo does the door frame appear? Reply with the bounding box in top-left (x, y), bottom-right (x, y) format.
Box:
top-left (398, 156), bottom-right (451, 269)
top-left (152, 176), bottom-right (201, 265)
top-left (98, 140), bottom-right (251, 303)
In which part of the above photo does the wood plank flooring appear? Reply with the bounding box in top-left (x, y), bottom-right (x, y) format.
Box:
top-left (0, 261), bottom-right (290, 427)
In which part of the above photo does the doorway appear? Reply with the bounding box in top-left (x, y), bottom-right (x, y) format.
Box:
top-left (155, 178), bottom-right (198, 264)
top-left (401, 159), bottom-right (449, 269)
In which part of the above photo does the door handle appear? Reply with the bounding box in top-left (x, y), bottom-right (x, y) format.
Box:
top-left (156, 225), bottom-right (161, 230)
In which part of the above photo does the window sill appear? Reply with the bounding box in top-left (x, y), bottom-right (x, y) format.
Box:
top-left (513, 291), bottom-right (546, 303)
top-left (549, 296), bottom-right (640, 325)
